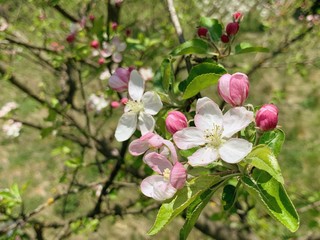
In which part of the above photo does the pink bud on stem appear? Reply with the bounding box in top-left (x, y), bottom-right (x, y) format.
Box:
top-left (255, 104), bottom-right (279, 131)
top-left (197, 27), bottom-right (208, 38)
top-left (165, 111), bottom-right (188, 134)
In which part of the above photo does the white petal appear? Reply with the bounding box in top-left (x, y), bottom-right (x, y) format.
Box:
top-left (219, 138), bottom-right (252, 164)
top-left (117, 42), bottom-right (127, 52)
top-left (140, 176), bottom-right (176, 201)
top-left (115, 112), bottom-right (137, 142)
top-left (128, 70), bottom-right (145, 101)
top-left (112, 52), bottom-right (123, 63)
top-left (222, 107), bottom-right (254, 138)
top-left (196, 97), bottom-right (213, 111)
top-left (188, 147), bottom-right (218, 167)
top-left (173, 127), bottom-right (205, 150)
top-left (195, 100), bottom-right (223, 131)
top-left (142, 91), bottom-right (163, 115)
top-left (138, 112), bottom-right (155, 135)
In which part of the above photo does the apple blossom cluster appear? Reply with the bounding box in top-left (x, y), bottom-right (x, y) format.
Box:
top-left (87, 94), bottom-right (109, 112)
top-left (109, 66), bottom-right (280, 201)
top-left (2, 119), bottom-right (22, 138)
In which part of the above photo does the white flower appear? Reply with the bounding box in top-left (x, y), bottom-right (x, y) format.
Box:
top-left (2, 119), bottom-right (22, 138)
top-left (99, 69), bottom-right (112, 80)
top-left (0, 102), bottom-right (18, 118)
top-left (173, 97), bottom-right (253, 166)
top-left (101, 36), bottom-right (126, 63)
top-left (139, 67), bottom-right (154, 81)
top-left (115, 70), bottom-right (162, 142)
top-left (87, 94), bottom-right (109, 112)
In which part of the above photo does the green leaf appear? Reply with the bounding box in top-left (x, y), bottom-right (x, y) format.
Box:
top-left (199, 17), bottom-right (223, 41)
top-left (182, 73), bottom-right (221, 99)
top-left (180, 188), bottom-right (215, 240)
top-left (160, 58), bottom-right (174, 91)
top-left (171, 39), bottom-right (208, 56)
top-left (235, 42), bottom-right (269, 54)
top-left (243, 145), bottom-right (284, 184)
top-left (179, 62), bottom-right (226, 92)
top-left (222, 184), bottom-right (237, 211)
top-left (242, 169), bottom-right (299, 232)
top-left (259, 129), bottom-right (285, 156)
top-left (148, 175), bottom-right (222, 235)
top-left (64, 157), bottom-right (82, 168)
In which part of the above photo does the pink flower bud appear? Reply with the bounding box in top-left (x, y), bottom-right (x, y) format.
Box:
top-left (233, 12), bottom-right (243, 22)
top-left (90, 40), bottom-right (99, 49)
top-left (126, 28), bottom-right (132, 37)
top-left (111, 101), bottom-right (120, 108)
top-left (98, 57), bottom-right (105, 65)
top-left (111, 22), bottom-right (118, 31)
top-left (120, 97), bottom-right (128, 105)
top-left (108, 67), bottom-right (131, 92)
top-left (89, 15), bottom-right (95, 22)
top-left (165, 111), bottom-right (188, 134)
top-left (197, 27), bottom-right (208, 38)
top-left (218, 73), bottom-right (249, 107)
top-left (66, 33), bottom-right (76, 43)
top-left (226, 22), bottom-right (239, 36)
top-left (255, 104), bottom-right (279, 131)
top-left (220, 34), bottom-right (229, 43)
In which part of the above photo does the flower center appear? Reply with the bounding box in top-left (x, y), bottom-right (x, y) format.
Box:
top-left (126, 100), bottom-right (144, 113)
top-left (204, 125), bottom-right (224, 148)
top-left (163, 168), bottom-right (171, 181)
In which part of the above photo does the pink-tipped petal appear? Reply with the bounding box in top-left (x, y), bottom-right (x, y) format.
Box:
top-left (112, 52), bottom-right (123, 63)
top-left (140, 176), bottom-right (176, 201)
top-left (170, 162), bottom-right (187, 189)
top-left (144, 152), bottom-right (172, 174)
top-left (173, 127), bottom-right (205, 150)
top-left (188, 147), bottom-right (218, 167)
top-left (128, 138), bottom-right (150, 156)
top-left (162, 139), bottom-right (178, 164)
top-left (219, 138), bottom-right (252, 164)
top-left (148, 134), bottom-right (164, 148)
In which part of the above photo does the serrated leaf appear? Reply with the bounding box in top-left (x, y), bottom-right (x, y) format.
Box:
top-left (160, 58), bottom-right (174, 91)
top-left (259, 129), bottom-right (285, 156)
top-left (148, 175), bottom-right (222, 235)
top-left (235, 42), bottom-right (269, 54)
top-left (171, 39), bottom-right (208, 56)
top-left (222, 184), bottom-right (237, 211)
top-left (242, 169), bottom-right (299, 232)
top-left (243, 145), bottom-right (284, 184)
top-left (179, 62), bottom-right (226, 92)
top-left (182, 73), bottom-right (221, 99)
top-left (180, 188), bottom-right (215, 240)
top-left (199, 17), bottom-right (223, 41)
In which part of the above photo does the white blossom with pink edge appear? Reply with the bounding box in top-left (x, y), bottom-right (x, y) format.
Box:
top-left (140, 152), bottom-right (186, 201)
top-left (129, 132), bottom-right (178, 163)
top-left (2, 119), bottom-right (22, 138)
top-left (173, 97), bottom-right (253, 166)
top-left (114, 70), bottom-right (162, 142)
top-left (101, 36), bottom-right (126, 63)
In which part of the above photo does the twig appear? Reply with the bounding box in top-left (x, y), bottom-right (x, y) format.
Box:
top-left (53, 4), bottom-right (79, 23)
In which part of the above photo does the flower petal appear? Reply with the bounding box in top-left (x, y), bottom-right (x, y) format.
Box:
top-left (115, 112), bottom-right (137, 142)
top-left (188, 147), bottom-right (218, 167)
top-left (128, 138), bottom-right (150, 156)
top-left (219, 138), bottom-right (252, 164)
top-left (162, 139), bottom-right (178, 164)
top-left (140, 176), bottom-right (176, 201)
top-left (128, 70), bottom-right (145, 101)
top-left (170, 162), bottom-right (187, 189)
top-left (222, 107), bottom-right (254, 138)
top-left (142, 91), bottom-right (163, 115)
top-left (112, 52), bottom-right (122, 63)
top-left (195, 99), bottom-right (223, 131)
top-left (144, 152), bottom-right (172, 174)
top-left (196, 97), bottom-right (213, 111)
top-left (138, 112), bottom-right (155, 135)
top-left (173, 127), bottom-right (205, 150)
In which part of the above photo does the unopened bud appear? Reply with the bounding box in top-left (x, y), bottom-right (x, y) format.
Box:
top-left (111, 22), bottom-right (118, 31)
top-left (89, 15), bottom-right (95, 22)
top-left (111, 101), bottom-right (120, 108)
top-left (197, 27), bottom-right (208, 38)
top-left (226, 22), bottom-right (239, 36)
top-left (255, 104), bottom-right (279, 131)
top-left (98, 57), bottom-right (105, 65)
top-left (90, 40), bottom-right (99, 49)
top-left (120, 97), bottom-right (128, 105)
top-left (66, 34), bottom-right (76, 43)
top-left (218, 73), bottom-right (249, 107)
top-left (220, 34), bottom-right (229, 43)
top-left (233, 12), bottom-right (243, 22)
top-left (165, 111), bottom-right (188, 134)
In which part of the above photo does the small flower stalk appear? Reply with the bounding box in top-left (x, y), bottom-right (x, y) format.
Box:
top-left (255, 104), bottom-right (279, 131)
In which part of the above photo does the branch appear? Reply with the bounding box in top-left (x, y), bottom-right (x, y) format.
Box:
top-left (53, 4), bottom-right (79, 23)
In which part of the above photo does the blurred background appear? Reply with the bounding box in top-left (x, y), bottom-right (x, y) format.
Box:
top-left (0, 0), bottom-right (319, 239)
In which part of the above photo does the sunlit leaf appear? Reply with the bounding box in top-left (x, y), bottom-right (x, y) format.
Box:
top-left (259, 129), bottom-right (285, 156)
top-left (235, 42), bottom-right (269, 54)
top-left (171, 39), bottom-right (208, 56)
